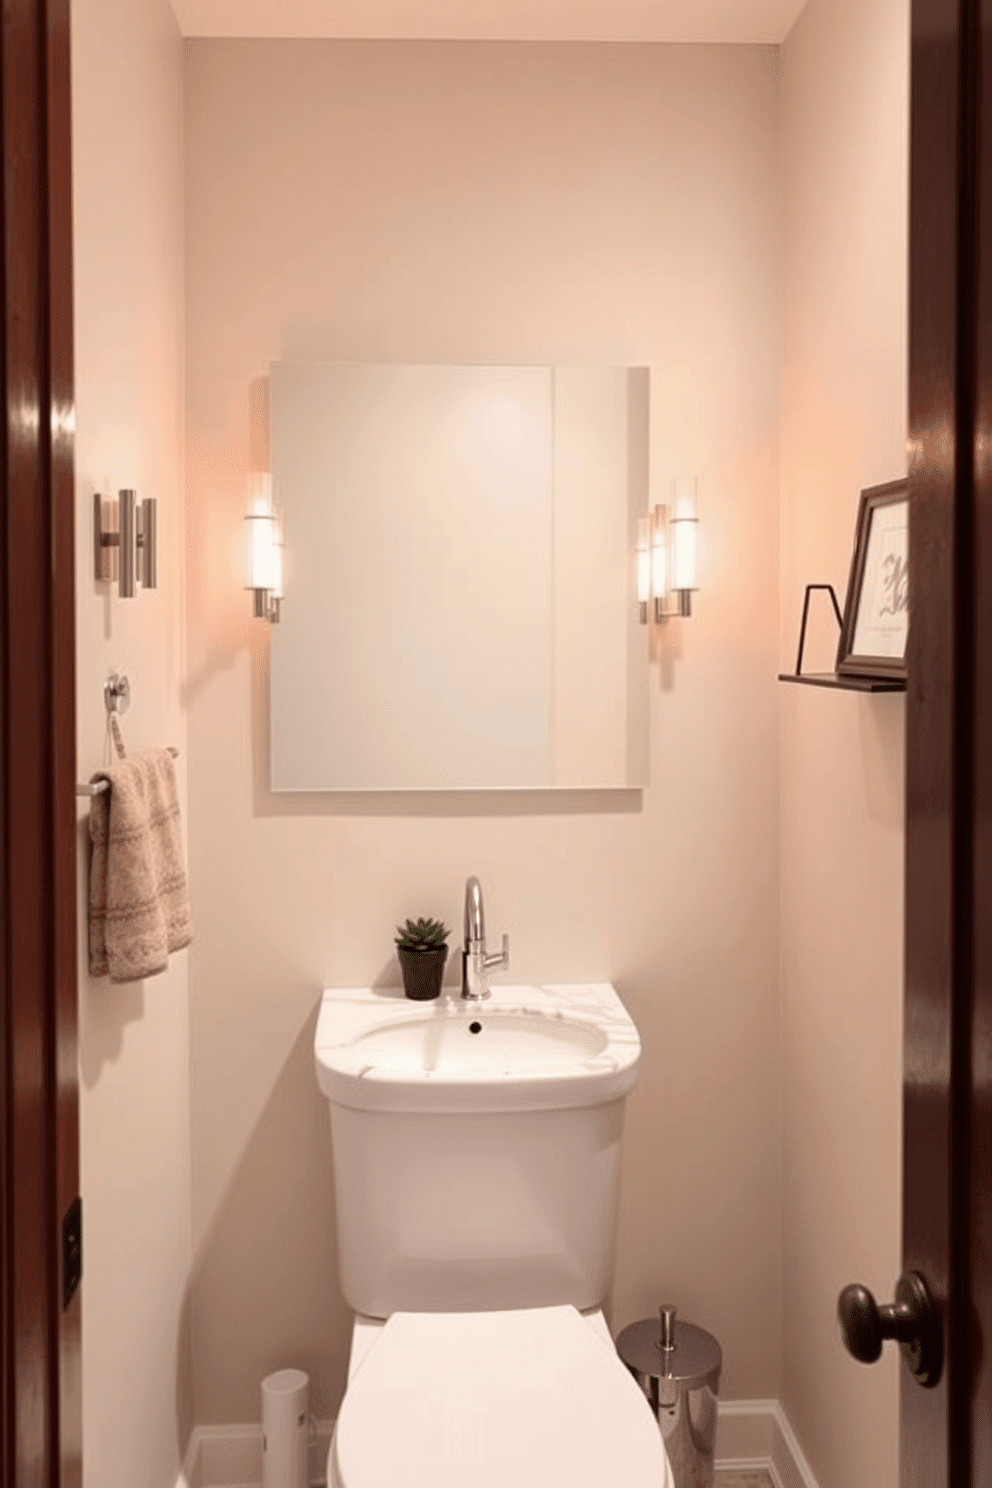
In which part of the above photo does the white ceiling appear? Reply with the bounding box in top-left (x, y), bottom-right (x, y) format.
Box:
top-left (172, 0), bottom-right (809, 44)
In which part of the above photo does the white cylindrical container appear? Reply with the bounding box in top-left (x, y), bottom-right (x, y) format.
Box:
top-left (261, 1369), bottom-right (309, 1488)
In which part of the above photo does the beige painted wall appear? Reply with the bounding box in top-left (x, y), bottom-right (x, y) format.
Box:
top-left (779, 0), bottom-right (908, 1482)
top-left (184, 40), bottom-right (783, 1424)
top-left (72, 0), bottom-right (191, 1480)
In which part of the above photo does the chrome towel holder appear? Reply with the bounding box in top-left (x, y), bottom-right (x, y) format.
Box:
top-left (75, 673), bottom-right (179, 797)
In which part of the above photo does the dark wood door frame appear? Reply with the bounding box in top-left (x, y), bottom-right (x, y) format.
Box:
top-left (0, 0), bottom-right (80, 1485)
top-left (905, 0), bottom-right (989, 1482)
top-left (973, 0), bottom-right (992, 1477)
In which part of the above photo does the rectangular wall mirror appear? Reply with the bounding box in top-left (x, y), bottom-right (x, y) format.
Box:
top-left (269, 361), bottom-right (649, 791)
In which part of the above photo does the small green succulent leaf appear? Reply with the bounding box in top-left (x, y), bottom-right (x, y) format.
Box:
top-left (394, 914), bottom-right (451, 952)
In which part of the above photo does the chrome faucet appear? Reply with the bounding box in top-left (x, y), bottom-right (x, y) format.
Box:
top-left (461, 875), bottom-right (509, 1000)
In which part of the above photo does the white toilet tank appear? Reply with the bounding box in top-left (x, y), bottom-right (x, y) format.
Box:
top-left (330, 1099), bottom-right (625, 1316)
top-left (315, 983), bottom-right (642, 1319)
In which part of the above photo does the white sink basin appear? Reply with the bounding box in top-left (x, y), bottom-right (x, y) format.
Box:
top-left (352, 1009), bottom-right (609, 1072)
top-left (315, 984), bottom-right (641, 1114)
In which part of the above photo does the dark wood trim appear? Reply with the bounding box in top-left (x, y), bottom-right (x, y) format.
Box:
top-left (45, 0), bottom-right (79, 1480)
top-left (905, 0), bottom-right (980, 1482)
top-left (0, 1), bottom-right (78, 1484)
top-left (970, 0), bottom-right (992, 1477)
top-left (949, 3), bottom-right (980, 1479)
top-left (906, 3), bottom-right (955, 1486)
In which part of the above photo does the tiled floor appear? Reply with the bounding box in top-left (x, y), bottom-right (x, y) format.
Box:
top-left (715, 1472), bottom-right (775, 1488)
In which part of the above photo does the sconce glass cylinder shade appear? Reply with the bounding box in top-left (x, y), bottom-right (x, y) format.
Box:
top-left (636, 515), bottom-right (651, 623)
top-left (269, 505), bottom-right (285, 623)
top-left (671, 477), bottom-right (699, 615)
top-left (247, 477), bottom-right (277, 589)
top-left (246, 473), bottom-right (282, 622)
top-left (651, 510), bottom-right (667, 622)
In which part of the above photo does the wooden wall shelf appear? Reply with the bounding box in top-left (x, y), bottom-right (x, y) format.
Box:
top-left (778, 671), bottom-right (906, 694)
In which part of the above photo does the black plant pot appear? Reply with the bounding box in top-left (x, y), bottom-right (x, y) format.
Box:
top-left (398, 946), bottom-right (448, 1001)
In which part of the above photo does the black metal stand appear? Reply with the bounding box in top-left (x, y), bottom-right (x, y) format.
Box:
top-left (777, 583), bottom-right (907, 693)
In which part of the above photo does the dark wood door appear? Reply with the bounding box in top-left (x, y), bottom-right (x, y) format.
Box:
top-left (838, 0), bottom-right (992, 1480)
top-left (0, 1), bottom-right (80, 1485)
top-left (900, 0), bottom-right (989, 1481)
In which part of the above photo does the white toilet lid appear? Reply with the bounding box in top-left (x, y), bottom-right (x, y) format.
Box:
top-left (330, 1305), bottom-right (673, 1488)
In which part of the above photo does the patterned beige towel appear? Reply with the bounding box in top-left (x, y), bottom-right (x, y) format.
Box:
top-left (88, 749), bottom-right (193, 983)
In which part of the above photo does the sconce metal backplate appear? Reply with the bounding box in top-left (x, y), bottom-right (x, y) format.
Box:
top-left (253, 590), bottom-right (281, 624)
top-left (94, 490), bottom-right (157, 596)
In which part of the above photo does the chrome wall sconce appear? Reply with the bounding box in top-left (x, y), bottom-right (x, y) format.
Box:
top-left (94, 490), bottom-right (157, 596)
top-left (245, 474), bottom-right (284, 624)
top-left (637, 477), bottom-right (699, 623)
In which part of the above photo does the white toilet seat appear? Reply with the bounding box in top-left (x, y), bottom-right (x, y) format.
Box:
top-left (329, 1304), bottom-right (674, 1488)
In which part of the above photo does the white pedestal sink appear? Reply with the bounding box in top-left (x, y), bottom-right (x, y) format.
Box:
top-left (314, 982), bottom-right (642, 1114)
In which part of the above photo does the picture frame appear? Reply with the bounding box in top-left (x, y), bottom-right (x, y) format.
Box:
top-left (836, 478), bottom-right (909, 680)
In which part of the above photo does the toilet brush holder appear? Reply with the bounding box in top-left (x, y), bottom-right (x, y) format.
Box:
top-left (616, 1305), bottom-right (722, 1488)
top-left (261, 1368), bottom-right (310, 1488)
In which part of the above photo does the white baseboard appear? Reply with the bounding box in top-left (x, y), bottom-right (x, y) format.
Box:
top-left (717, 1400), bottom-right (820, 1488)
top-left (178, 1400), bottom-right (819, 1488)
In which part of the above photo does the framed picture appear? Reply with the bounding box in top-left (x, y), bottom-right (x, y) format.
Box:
top-left (836, 478), bottom-right (909, 679)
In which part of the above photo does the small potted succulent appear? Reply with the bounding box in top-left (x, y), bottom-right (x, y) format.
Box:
top-left (394, 916), bottom-right (451, 1001)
